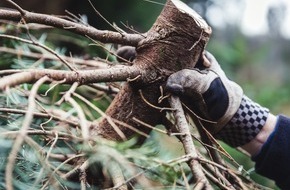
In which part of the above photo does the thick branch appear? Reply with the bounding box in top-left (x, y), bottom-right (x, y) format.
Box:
top-left (0, 66), bottom-right (141, 89)
top-left (0, 9), bottom-right (144, 46)
top-left (97, 0), bottom-right (211, 141)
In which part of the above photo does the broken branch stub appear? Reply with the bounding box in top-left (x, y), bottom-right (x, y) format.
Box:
top-left (95, 0), bottom-right (212, 141)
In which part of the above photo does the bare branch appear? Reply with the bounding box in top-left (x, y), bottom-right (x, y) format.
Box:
top-left (5, 76), bottom-right (49, 190)
top-left (0, 65), bottom-right (141, 89)
top-left (0, 9), bottom-right (144, 46)
top-left (169, 96), bottom-right (212, 190)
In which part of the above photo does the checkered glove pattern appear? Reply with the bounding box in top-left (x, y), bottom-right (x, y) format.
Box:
top-left (215, 95), bottom-right (269, 147)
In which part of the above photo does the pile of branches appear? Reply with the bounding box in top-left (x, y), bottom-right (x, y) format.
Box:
top-left (0, 0), bottom-right (272, 189)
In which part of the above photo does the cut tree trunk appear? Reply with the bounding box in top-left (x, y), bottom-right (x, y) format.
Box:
top-left (95, 0), bottom-right (212, 141)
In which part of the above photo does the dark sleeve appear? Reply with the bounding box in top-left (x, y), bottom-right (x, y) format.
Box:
top-left (252, 115), bottom-right (290, 189)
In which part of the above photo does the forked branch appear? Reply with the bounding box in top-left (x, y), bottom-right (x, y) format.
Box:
top-left (169, 96), bottom-right (213, 190)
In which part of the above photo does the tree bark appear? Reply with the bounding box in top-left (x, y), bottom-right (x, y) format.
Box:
top-left (95, 0), bottom-right (212, 141)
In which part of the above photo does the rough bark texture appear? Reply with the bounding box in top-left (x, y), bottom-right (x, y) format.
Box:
top-left (96, 0), bottom-right (212, 141)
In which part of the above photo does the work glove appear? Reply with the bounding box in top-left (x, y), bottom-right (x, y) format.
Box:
top-left (166, 52), bottom-right (269, 147)
top-left (116, 46), bottom-right (136, 62)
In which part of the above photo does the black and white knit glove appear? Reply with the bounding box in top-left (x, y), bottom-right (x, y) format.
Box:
top-left (166, 52), bottom-right (269, 147)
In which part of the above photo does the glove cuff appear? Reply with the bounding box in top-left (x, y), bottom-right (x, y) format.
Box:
top-left (215, 95), bottom-right (269, 147)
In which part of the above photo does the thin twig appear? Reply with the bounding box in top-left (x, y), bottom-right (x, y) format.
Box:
top-left (56, 81), bottom-right (79, 105)
top-left (43, 78), bottom-right (67, 97)
top-left (143, 0), bottom-right (166, 6)
top-left (139, 90), bottom-right (175, 112)
top-left (39, 116), bottom-right (52, 130)
top-left (188, 29), bottom-right (204, 51)
top-left (182, 102), bottom-right (216, 124)
top-left (87, 36), bottom-right (133, 65)
top-left (45, 132), bottom-right (59, 162)
top-left (65, 10), bottom-right (88, 26)
top-left (202, 168), bottom-right (234, 190)
top-left (158, 86), bottom-right (170, 103)
top-left (4, 0), bottom-right (26, 15)
top-left (199, 124), bottom-right (245, 171)
top-left (132, 117), bottom-right (168, 135)
top-left (111, 119), bottom-right (150, 138)
top-left (202, 163), bottom-right (234, 189)
top-left (41, 153), bottom-right (85, 190)
top-left (126, 75), bottom-right (141, 82)
top-left (87, 0), bottom-right (124, 35)
top-left (120, 21), bottom-right (146, 37)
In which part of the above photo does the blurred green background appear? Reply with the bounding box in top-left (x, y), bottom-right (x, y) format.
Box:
top-left (1, 0), bottom-right (289, 189)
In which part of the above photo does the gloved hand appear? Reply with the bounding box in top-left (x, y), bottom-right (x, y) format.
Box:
top-left (116, 46), bottom-right (136, 62)
top-left (166, 52), bottom-right (269, 147)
